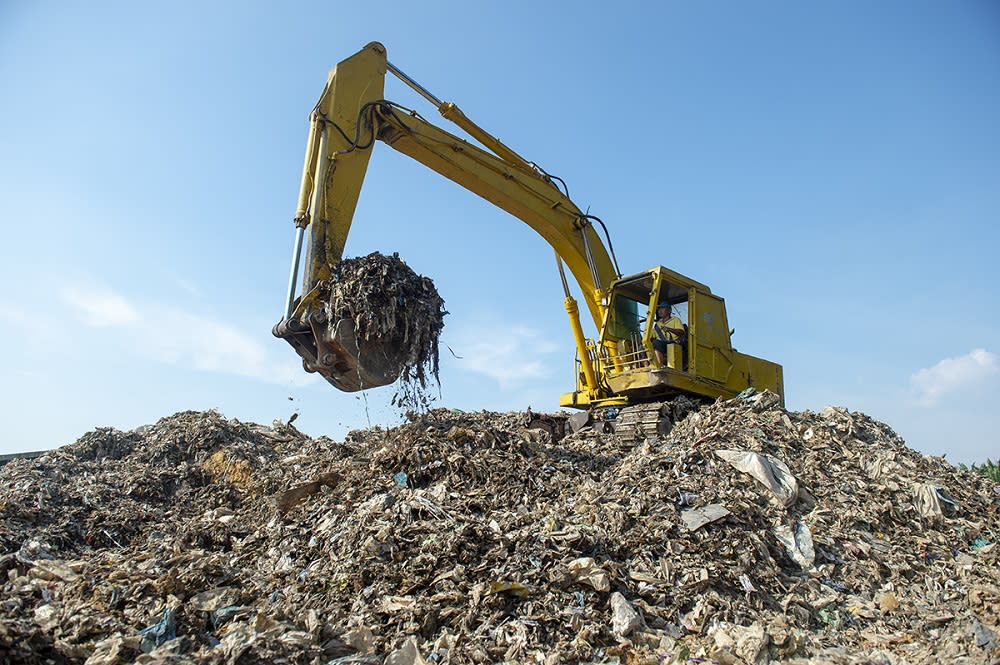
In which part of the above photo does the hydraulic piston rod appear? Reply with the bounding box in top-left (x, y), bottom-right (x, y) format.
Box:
top-left (284, 226), bottom-right (305, 320)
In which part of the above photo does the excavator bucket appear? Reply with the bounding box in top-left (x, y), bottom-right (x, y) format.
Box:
top-left (273, 313), bottom-right (407, 392)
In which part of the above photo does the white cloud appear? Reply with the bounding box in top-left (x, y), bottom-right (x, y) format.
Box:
top-left (169, 275), bottom-right (203, 299)
top-left (910, 349), bottom-right (998, 407)
top-left (62, 285), bottom-right (314, 386)
top-left (446, 323), bottom-right (561, 390)
top-left (63, 286), bottom-right (140, 327)
top-left (0, 303), bottom-right (32, 328)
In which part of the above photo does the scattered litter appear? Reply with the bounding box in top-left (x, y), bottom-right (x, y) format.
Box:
top-left (139, 603), bottom-right (178, 653)
top-left (1, 395), bottom-right (998, 663)
top-left (609, 592), bottom-right (644, 638)
top-left (878, 592), bottom-right (899, 614)
top-left (974, 620), bottom-right (998, 650)
top-left (739, 573), bottom-right (758, 593)
top-left (567, 557), bottom-right (611, 592)
top-left (913, 482), bottom-right (957, 522)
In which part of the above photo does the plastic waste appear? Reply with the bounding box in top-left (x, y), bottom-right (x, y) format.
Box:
top-left (716, 449), bottom-right (799, 506)
top-left (567, 557), bottom-right (610, 592)
top-left (384, 636), bottom-right (428, 665)
top-left (680, 503), bottom-right (731, 532)
top-left (774, 523), bottom-right (816, 569)
top-left (610, 591), bottom-right (644, 638)
top-left (487, 580), bottom-right (532, 598)
top-left (913, 483), bottom-right (957, 521)
top-left (139, 606), bottom-right (177, 653)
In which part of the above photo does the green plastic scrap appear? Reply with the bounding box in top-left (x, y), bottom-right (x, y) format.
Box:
top-left (211, 605), bottom-right (242, 630)
top-left (817, 607), bottom-right (842, 628)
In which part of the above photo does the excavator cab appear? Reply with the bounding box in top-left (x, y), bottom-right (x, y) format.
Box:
top-left (653, 279), bottom-right (690, 372)
top-left (561, 266), bottom-right (783, 408)
top-left (601, 270), bottom-right (689, 373)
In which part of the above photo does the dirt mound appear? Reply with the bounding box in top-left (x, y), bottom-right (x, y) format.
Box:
top-left (1, 395), bottom-right (998, 664)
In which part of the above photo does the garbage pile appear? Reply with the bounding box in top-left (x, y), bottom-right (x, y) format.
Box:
top-left (1, 393), bottom-right (998, 665)
top-left (321, 252), bottom-right (445, 407)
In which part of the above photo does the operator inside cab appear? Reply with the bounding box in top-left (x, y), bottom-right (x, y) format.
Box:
top-left (652, 303), bottom-right (685, 370)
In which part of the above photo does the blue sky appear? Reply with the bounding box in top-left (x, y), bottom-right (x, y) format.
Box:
top-left (1, 1), bottom-right (997, 464)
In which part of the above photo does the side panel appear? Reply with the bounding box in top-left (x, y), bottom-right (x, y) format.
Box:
top-left (689, 292), bottom-right (733, 383)
top-left (732, 353), bottom-right (785, 402)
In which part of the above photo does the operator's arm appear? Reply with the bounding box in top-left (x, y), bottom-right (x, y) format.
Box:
top-left (666, 317), bottom-right (685, 338)
top-left (657, 316), bottom-right (685, 341)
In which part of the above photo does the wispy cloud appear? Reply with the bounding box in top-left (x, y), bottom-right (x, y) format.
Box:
top-left (910, 349), bottom-right (998, 407)
top-left (64, 285), bottom-right (139, 327)
top-left (446, 322), bottom-right (561, 390)
top-left (0, 303), bottom-right (32, 328)
top-left (168, 274), bottom-right (204, 299)
top-left (0, 302), bottom-right (65, 349)
top-left (62, 285), bottom-right (314, 386)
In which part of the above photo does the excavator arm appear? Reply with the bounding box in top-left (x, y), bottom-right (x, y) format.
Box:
top-left (277, 41), bottom-right (784, 407)
top-left (276, 42), bottom-right (619, 393)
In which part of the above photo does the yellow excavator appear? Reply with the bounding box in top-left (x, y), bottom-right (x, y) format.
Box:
top-left (274, 42), bottom-right (783, 410)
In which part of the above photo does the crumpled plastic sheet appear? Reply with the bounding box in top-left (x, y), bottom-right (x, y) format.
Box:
top-left (913, 482), bottom-right (958, 521)
top-left (384, 635), bottom-right (427, 665)
top-left (774, 522), bottom-right (816, 569)
top-left (567, 556), bottom-right (611, 592)
top-left (609, 591), bottom-right (644, 638)
top-left (715, 448), bottom-right (800, 507)
top-left (139, 605), bottom-right (177, 653)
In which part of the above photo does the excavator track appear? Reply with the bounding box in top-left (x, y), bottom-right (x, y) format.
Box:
top-left (608, 396), bottom-right (703, 442)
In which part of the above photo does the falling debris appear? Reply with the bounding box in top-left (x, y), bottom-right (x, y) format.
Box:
top-left (1, 395), bottom-right (999, 664)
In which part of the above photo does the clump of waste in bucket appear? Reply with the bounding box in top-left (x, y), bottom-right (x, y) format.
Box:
top-left (321, 251), bottom-right (445, 407)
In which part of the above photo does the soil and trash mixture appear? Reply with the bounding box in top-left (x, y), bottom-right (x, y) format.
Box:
top-left (1, 392), bottom-right (998, 664)
top-left (319, 252), bottom-right (445, 408)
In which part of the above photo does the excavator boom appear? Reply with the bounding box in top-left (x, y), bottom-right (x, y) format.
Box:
top-left (276, 42), bottom-right (617, 393)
